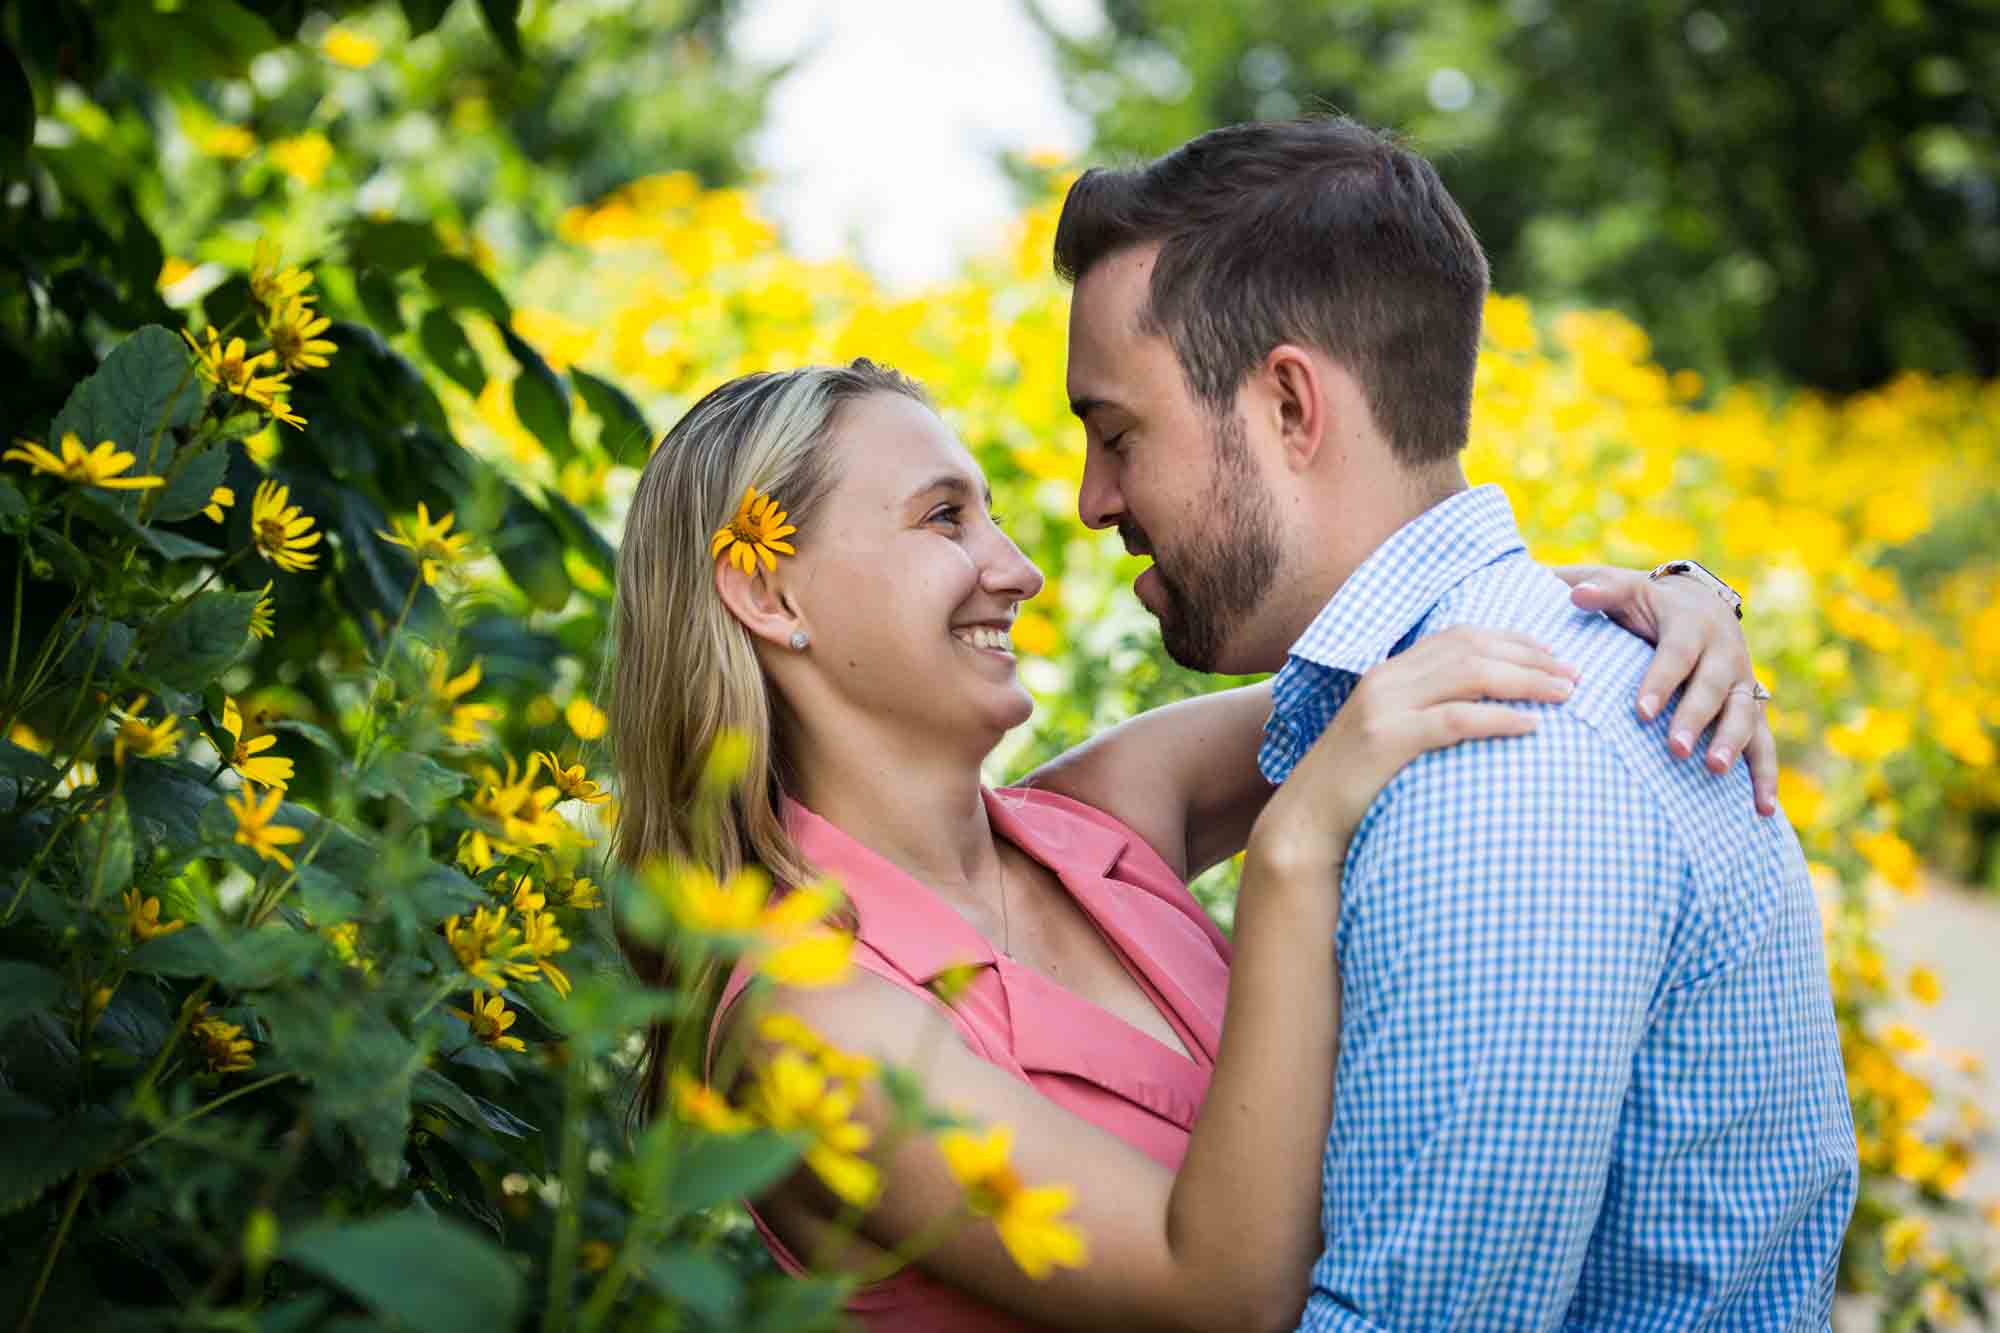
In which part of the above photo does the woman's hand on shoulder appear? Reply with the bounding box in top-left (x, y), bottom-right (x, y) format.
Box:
top-left (1248, 627), bottom-right (1575, 871)
top-left (1552, 563), bottom-right (1778, 815)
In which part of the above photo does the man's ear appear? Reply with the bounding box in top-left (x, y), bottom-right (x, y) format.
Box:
top-left (1263, 343), bottom-right (1329, 472)
top-left (714, 557), bottom-right (805, 651)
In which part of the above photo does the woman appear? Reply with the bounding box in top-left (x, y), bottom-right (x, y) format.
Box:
top-left (608, 361), bottom-right (1769, 1331)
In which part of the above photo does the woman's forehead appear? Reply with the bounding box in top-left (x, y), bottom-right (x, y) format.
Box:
top-left (831, 393), bottom-right (988, 503)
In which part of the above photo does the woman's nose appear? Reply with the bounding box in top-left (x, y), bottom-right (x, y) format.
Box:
top-left (981, 526), bottom-right (1044, 603)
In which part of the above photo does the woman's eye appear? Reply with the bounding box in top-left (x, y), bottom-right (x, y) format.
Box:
top-left (927, 504), bottom-right (963, 528)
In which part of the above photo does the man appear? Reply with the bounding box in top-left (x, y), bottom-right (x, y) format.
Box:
top-left (1056, 117), bottom-right (1857, 1328)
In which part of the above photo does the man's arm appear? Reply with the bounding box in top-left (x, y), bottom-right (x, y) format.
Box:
top-left (1302, 713), bottom-right (1684, 1330)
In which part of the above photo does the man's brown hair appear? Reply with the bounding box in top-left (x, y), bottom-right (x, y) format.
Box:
top-left (1053, 117), bottom-right (1490, 466)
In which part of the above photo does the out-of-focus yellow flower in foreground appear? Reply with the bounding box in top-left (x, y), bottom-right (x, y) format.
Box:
top-left (123, 889), bottom-right (185, 943)
top-left (322, 26), bottom-right (381, 68)
top-left (749, 1049), bottom-right (879, 1208)
top-left (671, 1070), bottom-right (754, 1134)
top-left (564, 697), bottom-right (609, 742)
top-left (226, 783), bottom-right (305, 870)
top-left (1853, 829), bottom-right (1921, 895)
top-left (938, 1124), bottom-right (1088, 1279)
top-left (113, 696), bottom-right (182, 765)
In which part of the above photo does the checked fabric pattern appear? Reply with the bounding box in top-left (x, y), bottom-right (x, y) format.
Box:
top-left (1259, 485), bottom-right (1857, 1331)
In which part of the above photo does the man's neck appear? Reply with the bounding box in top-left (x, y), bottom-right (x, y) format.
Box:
top-left (1254, 461), bottom-right (1471, 672)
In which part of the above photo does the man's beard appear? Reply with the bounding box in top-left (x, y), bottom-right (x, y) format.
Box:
top-left (1125, 410), bottom-right (1283, 672)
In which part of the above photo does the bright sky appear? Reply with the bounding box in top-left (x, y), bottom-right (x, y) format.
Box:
top-left (733, 0), bottom-right (1101, 289)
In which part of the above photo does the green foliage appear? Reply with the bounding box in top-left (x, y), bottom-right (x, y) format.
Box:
top-left (1035, 0), bottom-right (2000, 391)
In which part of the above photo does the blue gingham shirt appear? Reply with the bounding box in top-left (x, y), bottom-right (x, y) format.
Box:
top-left (1259, 485), bottom-right (1857, 1331)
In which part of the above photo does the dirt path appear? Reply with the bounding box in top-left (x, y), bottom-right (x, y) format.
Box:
top-left (1835, 874), bottom-right (1999, 1330)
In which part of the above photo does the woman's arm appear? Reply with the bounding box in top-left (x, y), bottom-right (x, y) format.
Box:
top-left (1025, 564), bottom-right (1778, 880)
top-left (731, 628), bottom-right (1573, 1333)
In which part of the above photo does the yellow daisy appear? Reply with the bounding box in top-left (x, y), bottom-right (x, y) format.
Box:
top-left (532, 751), bottom-right (610, 804)
top-left (202, 485), bottom-right (235, 523)
top-left (248, 238), bottom-right (315, 310)
top-left (248, 581), bottom-right (276, 639)
top-left (710, 484), bottom-right (797, 575)
top-left (518, 909), bottom-right (572, 997)
top-left (112, 696), bottom-right (182, 765)
top-left (671, 1069), bottom-right (755, 1134)
top-left (225, 782), bottom-right (306, 870)
top-left (748, 1049), bottom-right (879, 1208)
top-left (248, 479), bottom-right (322, 572)
top-left (5, 431), bottom-right (165, 490)
top-left (448, 991), bottom-right (527, 1053)
top-left (183, 327), bottom-right (291, 410)
top-left (123, 888), bottom-right (187, 943)
top-left (264, 295), bottom-right (335, 372)
top-left (220, 697), bottom-right (292, 789)
top-left (938, 1125), bottom-right (1088, 1279)
top-left (192, 1015), bottom-right (256, 1074)
top-left (376, 502), bottom-right (473, 586)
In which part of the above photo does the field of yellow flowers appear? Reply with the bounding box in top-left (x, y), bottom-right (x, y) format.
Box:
top-left (463, 174), bottom-right (2000, 1323)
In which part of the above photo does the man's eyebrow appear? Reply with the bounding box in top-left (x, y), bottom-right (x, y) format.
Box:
top-left (1069, 394), bottom-right (1119, 421)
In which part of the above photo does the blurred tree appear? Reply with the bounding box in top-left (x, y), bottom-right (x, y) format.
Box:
top-left (1030, 0), bottom-right (2000, 392)
top-left (0, 0), bottom-right (775, 442)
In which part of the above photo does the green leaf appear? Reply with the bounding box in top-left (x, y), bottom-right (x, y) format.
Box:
top-left (570, 367), bottom-right (653, 467)
top-left (418, 308), bottom-right (486, 398)
top-left (132, 525), bottom-right (224, 563)
top-left (79, 795), bottom-right (134, 897)
top-left (421, 256), bottom-right (510, 326)
top-left (502, 329), bottom-right (573, 462)
top-left (0, 1108), bottom-right (128, 1215)
top-left (643, 1248), bottom-right (743, 1325)
top-left (476, 0), bottom-right (523, 61)
top-left (265, 718), bottom-right (343, 757)
top-left (413, 1070), bottom-right (536, 1138)
top-left (740, 1273), bottom-right (852, 1333)
top-left (400, 0), bottom-right (458, 38)
top-left (49, 325), bottom-right (204, 481)
top-left (0, 962), bottom-right (65, 1035)
top-left (490, 491), bottom-right (571, 612)
top-left (354, 268), bottom-right (406, 336)
top-left (151, 588), bottom-right (258, 690)
top-left (355, 750), bottom-right (466, 818)
top-left (283, 1214), bottom-right (524, 1333)
top-left (346, 219), bottom-right (442, 274)
top-left (655, 1127), bottom-right (801, 1217)
top-left (0, 36), bottom-right (34, 171)
top-left (151, 441), bottom-right (230, 523)
top-left (131, 927), bottom-right (319, 990)
top-left (0, 477), bottom-right (28, 535)
top-left (122, 758), bottom-right (218, 854)
top-left (539, 487), bottom-right (616, 588)
top-left (0, 738), bottom-right (56, 783)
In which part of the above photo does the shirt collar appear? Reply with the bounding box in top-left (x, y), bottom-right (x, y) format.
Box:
top-left (1282, 483), bottom-right (1526, 679)
top-left (780, 788), bottom-right (1127, 985)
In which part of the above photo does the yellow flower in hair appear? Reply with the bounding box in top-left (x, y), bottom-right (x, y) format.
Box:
top-left (711, 484), bottom-right (797, 574)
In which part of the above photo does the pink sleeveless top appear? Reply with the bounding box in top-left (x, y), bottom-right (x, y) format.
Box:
top-left (708, 785), bottom-right (1233, 1331)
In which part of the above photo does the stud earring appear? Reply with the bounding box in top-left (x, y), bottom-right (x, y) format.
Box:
top-left (789, 630), bottom-right (810, 651)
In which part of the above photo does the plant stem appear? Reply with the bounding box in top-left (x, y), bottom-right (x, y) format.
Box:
top-left (118, 1072), bottom-right (293, 1164)
top-left (17, 1170), bottom-right (90, 1333)
top-left (541, 1050), bottom-right (591, 1333)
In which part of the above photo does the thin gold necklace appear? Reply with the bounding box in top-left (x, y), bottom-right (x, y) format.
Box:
top-left (996, 846), bottom-right (1013, 958)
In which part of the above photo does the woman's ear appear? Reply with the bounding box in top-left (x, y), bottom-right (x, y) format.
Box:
top-left (715, 557), bottom-right (806, 651)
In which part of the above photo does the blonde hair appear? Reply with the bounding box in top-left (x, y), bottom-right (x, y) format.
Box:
top-left (607, 359), bottom-right (930, 1120)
